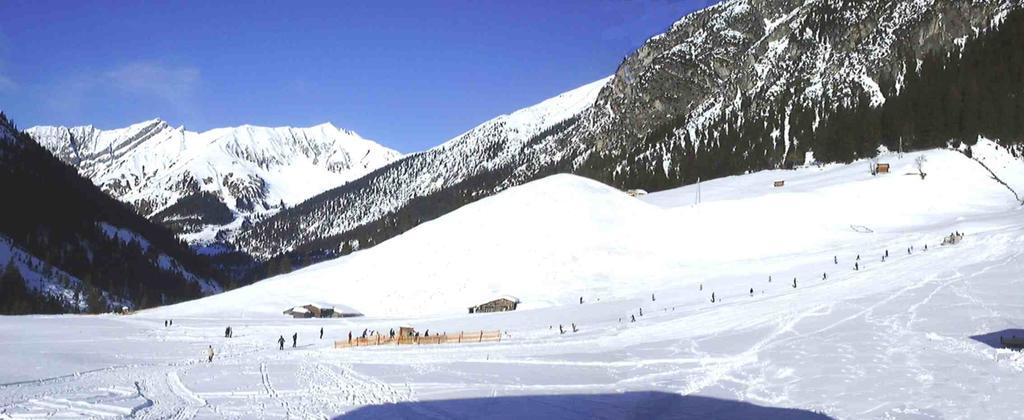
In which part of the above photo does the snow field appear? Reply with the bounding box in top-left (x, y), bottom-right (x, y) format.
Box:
top-left (2, 142), bottom-right (1023, 418)
top-left (150, 144), bottom-right (1022, 319)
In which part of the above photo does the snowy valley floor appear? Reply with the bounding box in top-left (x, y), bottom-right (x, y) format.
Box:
top-left (2, 147), bottom-right (1024, 419)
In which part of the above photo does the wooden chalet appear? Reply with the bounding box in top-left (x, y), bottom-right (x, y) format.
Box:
top-left (468, 296), bottom-right (520, 314)
top-left (282, 304), bottom-right (353, 318)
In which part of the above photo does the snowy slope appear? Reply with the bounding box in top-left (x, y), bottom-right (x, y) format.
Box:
top-left (964, 138), bottom-right (1024, 203)
top-left (152, 145), bottom-right (1024, 319)
top-left (27, 120), bottom-right (401, 243)
top-left (235, 77), bottom-right (610, 259)
top-left (0, 235), bottom-right (90, 311)
top-left (4, 144), bottom-right (1023, 418)
top-left (235, 0), bottom-right (1024, 265)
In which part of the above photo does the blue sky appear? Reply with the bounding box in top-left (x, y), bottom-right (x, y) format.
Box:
top-left (0, 0), bottom-right (718, 152)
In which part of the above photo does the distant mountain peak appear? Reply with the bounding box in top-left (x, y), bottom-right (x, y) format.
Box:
top-left (26, 120), bottom-right (402, 246)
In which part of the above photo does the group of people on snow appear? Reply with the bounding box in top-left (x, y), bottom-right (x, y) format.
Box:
top-left (707, 237), bottom-right (941, 307)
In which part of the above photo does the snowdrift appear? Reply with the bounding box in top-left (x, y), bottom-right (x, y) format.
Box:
top-left (149, 142), bottom-right (1024, 318)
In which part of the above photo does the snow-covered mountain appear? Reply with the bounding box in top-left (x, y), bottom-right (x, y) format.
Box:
top-left (236, 0), bottom-right (1023, 262)
top-left (234, 78), bottom-right (610, 259)
top-left (0, 113), bottom-right (222, 313)
top-left (158, 140), bottom-right (1024, 319)
top-left (6, 140), bottom-right (1023, 417)
top-left (27, 119), bottom-right (401, 244)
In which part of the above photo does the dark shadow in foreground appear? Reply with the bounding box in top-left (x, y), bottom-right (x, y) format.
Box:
top-left (336, 391), bottom-right (832, 420)
top-left (969, 329), bottom-right (1024, 349)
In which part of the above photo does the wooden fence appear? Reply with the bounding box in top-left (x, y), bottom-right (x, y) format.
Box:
top-left (335, 330), bottom-right (502, 349)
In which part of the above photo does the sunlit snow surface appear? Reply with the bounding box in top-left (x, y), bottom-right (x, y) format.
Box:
top-left (2, 142), bottom-right (1023, 419)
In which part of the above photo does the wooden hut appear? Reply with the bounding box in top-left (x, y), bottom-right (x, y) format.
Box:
top-left (283, 306), bottom-right (313, 318)
top-left (773, 180), bottom-right (785, 188)
top-left (468, 296), bottom-right (520, 314)
top-left (874, 163), bottom-right (890, 174)
top-left (282, 304), bottom-right (345, 318)
top-left (626, 189), bottom-right (648, 197)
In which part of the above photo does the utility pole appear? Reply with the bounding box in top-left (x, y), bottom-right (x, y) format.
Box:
top-left (695, 177), bottom-right (702, 205)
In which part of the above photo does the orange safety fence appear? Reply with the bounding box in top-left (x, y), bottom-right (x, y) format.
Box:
top-left (335, 330), bottom-right (502, 349)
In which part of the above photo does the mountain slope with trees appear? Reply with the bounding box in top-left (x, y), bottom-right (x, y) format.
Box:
top-left (27, 120), bottom-right (401, 246)
top-left (235, 0), bottom-right (1024, 274)
top-left (0, 113), bottom-right (223, 314)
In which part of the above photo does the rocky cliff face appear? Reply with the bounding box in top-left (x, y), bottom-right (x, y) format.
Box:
top-left (568, 0), bottom-right (1017, 182)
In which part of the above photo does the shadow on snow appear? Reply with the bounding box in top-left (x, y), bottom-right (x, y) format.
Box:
top-left (969, 328), bottom-right (1024, 349)
top-left (336, 391), bottom-right (832, 420)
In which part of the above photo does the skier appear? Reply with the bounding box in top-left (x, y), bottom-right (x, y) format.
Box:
top-left (652, 293), bottom-right (656, 302)
top-left (834, 256), bottom-right (837, 264)
top-left (348, 331), bottom-right (352, 343)
top-left (856, 255), bottom-right (860, 261)
top-left (749, 288), bottom-right (753, 296)
top-left (225, 327), bottom-right (231, 338)
top-left (855, 262), bottom-right (859, 271)
top-left (278, 335), bottom-right (285, 350)
top-left (572, 323), bottom-right (578, 333)
top-left (169, 320), bottom-right (173, 326)
top-left (579, 296), bottom-right (584, 304)
top-left (924, 244), bottom-right (928, 251)
top-left (822, 272), bottom-right (827, 280)
top-left (792, 278), bottom-right (797, 288)
top-left (639, 307), bottom-right (643, 317)
top-left (319, 327), bottom-right (324, 340)
top-left (907, 247), bottom-right (911, 255)
top-left (389, 328), bottom-right (395, 339)
top-left (292, 332), bottom-right (297, 348)
top-left (769, 275), bottom-right (772, 283)
top-left (207, 345), bottom-right (214, 363)
top-left (559, 324), bottom-right (565, 334)
top-left (164, 320), bottom-right (168, 327)
top-left (425, 329), bottom-right (430, 337)
top-left (700, 283), bottom-right (703, 291)
top-left (711, 292), bottom-right (716, 303)
top-left (362, 329), bottom-right (367, 338)
top-left (630, 315), bottom-right (636, 322)
top-left (885, 249), bottom-right (889, 258)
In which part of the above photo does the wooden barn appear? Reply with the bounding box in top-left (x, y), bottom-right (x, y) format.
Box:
top-left (283, 306), bottom-right (313, 318)
top-left (626, 189), bottom-right (648, 197)
top-left (873, 162), bottom-right (890, 175)
top-left (773, 180), bottom-right (785, 188)
top-left (282, 304), bottom-right (350, 318)
top-left (468, 296), bottom-right (520, 314)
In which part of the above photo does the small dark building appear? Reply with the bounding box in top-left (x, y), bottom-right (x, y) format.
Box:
top-left (283, 304), bottom-right (353, 318)
top-left (468, 297), bottom-right (520, 314)
top-left (283, 306), bottom-right (313, 318)
top-left (773, 180), bottom-right (785, 188)
top-left (1002, 335), bottom-right (1024, 351)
